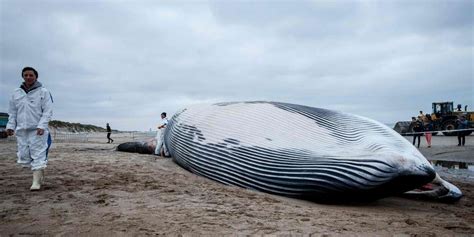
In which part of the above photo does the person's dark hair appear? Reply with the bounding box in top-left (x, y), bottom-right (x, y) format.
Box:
top-left (22, 67), bottom-right (38, 78)
top-left (161, 112), bottom-right (167, 117)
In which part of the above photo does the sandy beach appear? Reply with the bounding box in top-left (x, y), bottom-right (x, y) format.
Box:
top-left (1, 133), bottom-right (473, 236)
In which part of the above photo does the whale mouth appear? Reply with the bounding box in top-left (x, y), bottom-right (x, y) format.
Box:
top-left (347, 166), bottom-right (437, 201)
top-left (402, 173), bottom-right (463, 203)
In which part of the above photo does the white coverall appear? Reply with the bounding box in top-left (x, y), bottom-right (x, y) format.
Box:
top-left (155, 118), bottom-right (169, 155)
top-left (7, 83), bottom-right (53, 171)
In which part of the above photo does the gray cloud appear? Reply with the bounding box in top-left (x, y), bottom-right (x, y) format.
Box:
top-left (1, 0), bottom-right (472, 131)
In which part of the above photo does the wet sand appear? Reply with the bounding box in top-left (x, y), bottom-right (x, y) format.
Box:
top-left (0, 134), bottom-right (473, 236)
top-left (406, 135), bottom-right (474, 163)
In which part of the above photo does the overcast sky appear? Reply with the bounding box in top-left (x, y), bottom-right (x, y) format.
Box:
top-left (1, 0), bottom-right (472, 131)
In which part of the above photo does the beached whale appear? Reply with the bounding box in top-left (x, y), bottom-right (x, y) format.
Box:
top-left (118, 101), bottom-right (462, 202)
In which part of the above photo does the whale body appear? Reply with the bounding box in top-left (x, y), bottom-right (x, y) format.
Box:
top-left (161, 101), bottom-right (461, 202)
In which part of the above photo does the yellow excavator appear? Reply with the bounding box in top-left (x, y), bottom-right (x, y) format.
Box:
top-left (394, 102), bottom-right (473, 136)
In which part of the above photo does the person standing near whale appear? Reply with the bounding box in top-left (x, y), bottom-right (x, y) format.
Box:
top-left (424, 115), bottom-right (433, 148)
top-left (6, 67), bottom-right (53, 191)
top-left (456, 115), bottom-right (468, 146)
top-left (411, 117), bottom-right (423, 148)
top-left (155, 112), bottom-right (169, 157)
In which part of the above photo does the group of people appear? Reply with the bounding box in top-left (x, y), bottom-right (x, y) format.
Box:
top-left (411, 111), bottom-right (433, 148)
top-left (411, 110), bottom-right (469, 148)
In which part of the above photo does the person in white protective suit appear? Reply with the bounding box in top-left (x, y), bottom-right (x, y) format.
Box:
top-left (155, 112), bottom-right (169, 157)
top-left (6, 67), bottom-right (53, 191)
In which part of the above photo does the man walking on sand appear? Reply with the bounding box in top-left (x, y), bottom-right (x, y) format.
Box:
top-left (106, 123), bottom-right (114, 143)
top-left (6, 67), bottom-right (53, 191)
